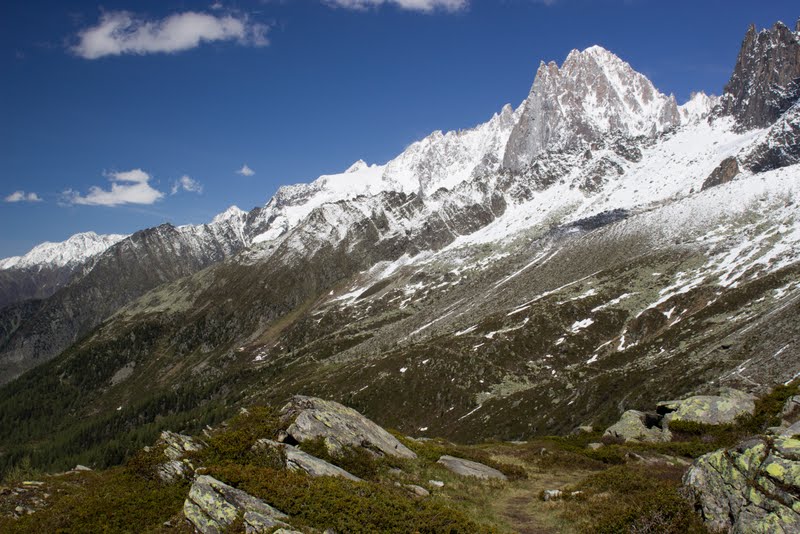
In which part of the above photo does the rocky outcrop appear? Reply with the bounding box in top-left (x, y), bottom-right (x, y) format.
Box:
top-left (253, 439), bottom-right (362, 481)
top-left (684, 436), bottom-right (800, 533)
top-left (157, 431), bottom-right (205, 483)
top-left (744, 101), bottom-right (800, 172)
top-left (701, 157), bottom-right (740, 190)
top-left (721, 21), bottom-right (800, 129)
top-left (278, 396), bottom-right (417, 459)
top-left (604, 388), bottom-right (755, 443)
top-left (436, 455), bottom-right (508, 481)
top-left (183, 475), bottom-right (291, 534)
top-left (658, 387), bottom-right (756, 427)
top-left (603, 410), bottom-right (669, 443)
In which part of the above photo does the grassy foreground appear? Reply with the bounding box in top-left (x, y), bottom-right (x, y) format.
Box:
top-left (1, 383), bottom-right (797, 533)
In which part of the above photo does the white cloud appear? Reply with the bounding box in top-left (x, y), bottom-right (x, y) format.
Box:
top-left (171, 175), bottom-right (204, 194)
top-left (72, 10), bottom-right (269, 59)
top-left (4, 191), bottom-right (42, 203)
top-left (66, 169), bottom-right (165, 206)
top-left (237, 164), bottom-right (255, 176)
top-left (324, 0), bottom-right (468, 11)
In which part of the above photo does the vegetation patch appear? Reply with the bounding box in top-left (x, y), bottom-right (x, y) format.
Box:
top-left (209, 464), bottom-right (491, 533)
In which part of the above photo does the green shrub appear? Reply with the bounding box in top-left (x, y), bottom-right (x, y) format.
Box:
top-left (199, 406), bottom-right (284, 465)
top-left (210, 464), bottom-right (491, 533)
top-left (0, 469), bottom-right (188, 533)
top-left (567, 464), bottom-right (708, 534)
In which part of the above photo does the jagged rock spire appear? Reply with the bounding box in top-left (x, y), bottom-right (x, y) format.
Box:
top-left (721, 21), bottom-right (800, 128)
top-left (503, 46), bottom-right (680, 171)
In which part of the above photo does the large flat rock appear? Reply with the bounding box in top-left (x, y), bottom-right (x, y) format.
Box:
top-left (253, 439), bottom-right (362, 481)
top-left (659, 387), bottom-right (755, 427)
top-left (279, 396), bottom-right (416, 459)
top-left (436, 455), bottom-right (507, 481)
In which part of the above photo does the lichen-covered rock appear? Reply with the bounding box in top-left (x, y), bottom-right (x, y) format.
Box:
top-left (603, 410), bottom-right (669, 443)
top-left (184, 475), bottom-right (290, 534)
top-left (684, 436), bottom-right (800, 533)
top-left (279, 396), bottom-right (416, 459)
top-left (253, 439), bottom-right (362, 481)
top-left (659, 387), bottom-right (755, 427)
top-left (436, 455), bottom-right (507, 481)
top-left (157, 431), bottom-right (205, 483)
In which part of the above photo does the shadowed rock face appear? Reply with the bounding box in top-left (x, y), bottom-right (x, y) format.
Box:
top-left (721, 21), bottom-right (800, 129)
top-left (279, 396), bottom-right (417, 459)
top-left (684, 436), bottom-right (800, 533)
top-left (702, 157), bottom-right (740, 190)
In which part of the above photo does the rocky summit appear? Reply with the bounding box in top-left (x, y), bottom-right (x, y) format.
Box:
top-left (1, 13), bottom-right (800, 534)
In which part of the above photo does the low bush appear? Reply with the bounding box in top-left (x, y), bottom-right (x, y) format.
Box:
top-left (197, 406), bottom-right (284, 466)
top-left (0, 469), bottom-right (188, 533)
top-left (565, 464), bottom-right (708, 534)
top-left (210, 464), bottom-right (491, 533)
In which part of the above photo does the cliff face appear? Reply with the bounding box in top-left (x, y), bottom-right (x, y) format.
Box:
top-left (721, 21), bottom-right (800, 129)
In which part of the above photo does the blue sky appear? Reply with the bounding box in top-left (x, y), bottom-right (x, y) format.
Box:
top-left (0, 0), bottom-right (797, 257)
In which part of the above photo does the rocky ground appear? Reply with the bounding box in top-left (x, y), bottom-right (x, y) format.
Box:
top-left (2, 383), bottom-right (799, 533)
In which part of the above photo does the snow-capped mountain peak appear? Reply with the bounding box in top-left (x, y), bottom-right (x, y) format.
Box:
top-left (679, 91), bottom-right (720, 123)
top-left (211, 205), bottom-right (246, 225)
top-left (345, 160), bottom-right (369, 173)
top-left (0, 231), bottom-right (127, 271)
top-left (503, 45), bottom-right (681, 171)
top-left (381, 101), bottom-right (522, 195)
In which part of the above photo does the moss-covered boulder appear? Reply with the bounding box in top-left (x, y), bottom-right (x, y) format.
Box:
top-left (603, 410), bottom-right (669, 443)
top-left (658, 387), bottom-right (755, 427)
top-left (683, 436), bottom-right (800, 533)
top-left (183, 475), bottom-right (291, 534)
top-left (279, 396), bottom-right (417, 459)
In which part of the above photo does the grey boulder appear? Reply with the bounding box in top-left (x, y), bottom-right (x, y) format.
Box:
top-left (658, 387), bottom-right (755, 427)
top-left (279, 396), bottom-right (416, 459)
top-left (436, 455), bottom-right (507, 481)
top-left (253, 439), bottom-right (362, 481)
top-left (603, 410), bottom-right (669, 443)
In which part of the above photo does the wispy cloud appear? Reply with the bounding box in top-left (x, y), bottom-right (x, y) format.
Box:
top-left (171, 175), bottom-right (204, 194)
top-left (4, 191), bottom-right (41, 203)
top-left (71, 10), bottom-right (269, 59)
top-left (64, 169), bottom-right (165, 206)
top-left (324, 0), bottom-right (468, 13)
top-left (237, 164), bottom-right (256, 176)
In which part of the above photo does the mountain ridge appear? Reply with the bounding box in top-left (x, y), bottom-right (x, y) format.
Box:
top-left (0, 20), bottom-right (798, 483)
